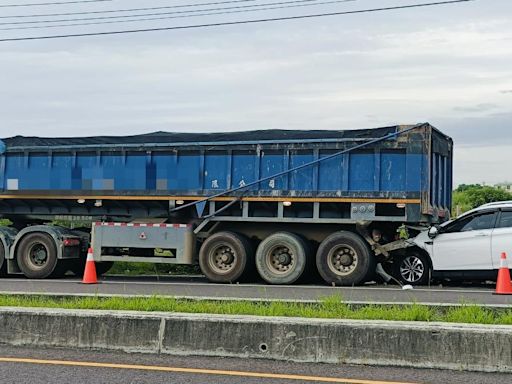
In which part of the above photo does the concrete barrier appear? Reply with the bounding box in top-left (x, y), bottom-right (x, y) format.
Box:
top-left (0, 307), bottom-right (511, 373)
top-left (0, 307), bottom-right (163, 353)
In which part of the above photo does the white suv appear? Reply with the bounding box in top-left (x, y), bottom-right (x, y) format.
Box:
top-left (394, 201), bottom-right (512, 285)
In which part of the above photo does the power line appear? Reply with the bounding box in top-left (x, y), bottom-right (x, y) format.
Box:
top-left (0, 0), bottom-right (359, 30)
top-left (0, 0), bottom-right (356, 27)
top-left (0, 0), bottom-right (261, 18)
top-left (0, 0), bottom-right (324, 25)
top-left (0, 0), bottom-right (476, 42)
top-left (0, 0), bottom-right (113, 7)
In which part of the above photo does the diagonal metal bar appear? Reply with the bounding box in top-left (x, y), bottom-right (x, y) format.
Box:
top-left (171, 123), bottom-right (427, 212)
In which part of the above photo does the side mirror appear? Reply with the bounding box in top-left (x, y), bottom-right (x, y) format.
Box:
top-left (428, 226), bottom-right (439, 239)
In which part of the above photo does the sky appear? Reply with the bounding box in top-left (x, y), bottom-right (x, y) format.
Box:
top-left (0, 0), bottom-right (510, 186)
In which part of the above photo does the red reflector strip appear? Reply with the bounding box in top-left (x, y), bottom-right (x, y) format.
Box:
top-left (97, 222), bottom-right (191, 228)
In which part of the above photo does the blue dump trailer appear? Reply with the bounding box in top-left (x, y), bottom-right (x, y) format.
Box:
top-left (0, 123), bottom-right (453, 285)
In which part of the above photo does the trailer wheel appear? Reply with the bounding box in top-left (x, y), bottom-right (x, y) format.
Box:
top-left (199, 231), bottom-right (253, 283)
top-left (316, 231), bottom-right (374, 286)
top-left (393, 253), bottom-right (430, 285)
top-left (255, 232), bottom-right (309, 285)
top-left (16, 233), bottom-right (58, 279)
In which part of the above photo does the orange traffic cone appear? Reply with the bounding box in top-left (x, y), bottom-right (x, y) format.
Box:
top-left (495, 252), bottom-right (512, 295)
top-left (82, 247), bottom-right (98, 284)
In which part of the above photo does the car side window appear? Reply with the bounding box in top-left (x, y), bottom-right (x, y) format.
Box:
top-left (444, 212), bottom-right (496, 233)
top-left (497, 211), bottom-right (512, 228)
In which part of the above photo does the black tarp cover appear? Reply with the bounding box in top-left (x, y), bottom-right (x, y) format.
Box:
top-left (1, 126), bottom-right (400, 148)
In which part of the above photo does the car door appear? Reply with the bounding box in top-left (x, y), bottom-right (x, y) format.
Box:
top-left (491, 210), bottom-right (512, 269)
top-left (431, 210), bottom-right (497, 271)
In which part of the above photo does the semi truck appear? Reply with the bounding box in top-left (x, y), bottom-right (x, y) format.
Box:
top-left (0, 122), bottom-right (452, 285)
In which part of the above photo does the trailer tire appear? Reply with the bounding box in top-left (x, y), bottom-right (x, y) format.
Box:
top-left (16, 233), bottom-right (58, 279)
top-left (255, 232), bottom-right (309, 285)
top-left (316, 231), bottom-right (374, 286)
top-left (199, 231), bottom-right (253, 283)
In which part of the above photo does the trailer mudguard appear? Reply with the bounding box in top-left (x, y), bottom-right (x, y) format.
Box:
top-left (9, 225), bottom-right (81, 261)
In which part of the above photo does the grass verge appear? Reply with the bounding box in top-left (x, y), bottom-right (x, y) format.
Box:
top-left (1, 294), bottom-right (512, 325)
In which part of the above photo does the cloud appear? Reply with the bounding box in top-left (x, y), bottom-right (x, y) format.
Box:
top-left (432, 112), bottom-right (512, 147)
top-left (0, 0), bottom-right (511, 186)
top-left (454, 144), bottom-right (512, 185)
top-left (453, 103), bottom-right (499, 113)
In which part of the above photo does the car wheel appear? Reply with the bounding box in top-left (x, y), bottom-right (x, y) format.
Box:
top-left (393, 253), bottom-right (431, 285)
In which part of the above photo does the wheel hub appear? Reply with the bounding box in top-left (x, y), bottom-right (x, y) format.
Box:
top-left (339, 253), bottom-right (353, 266)
top-left (277, 252), bottom-right (291, 265)
top-left (220, 251), bottom-right (234, 264)
top-left (211, 245), bottom-right (236, 272)
top-left (400, 256), bottom-right (425, 283)
top-left (269, 246), bottom-right (294, 273)
top-left (30, 246), bottom-right (48, 266)
top-left (328, 245), bottom-right (358, 276)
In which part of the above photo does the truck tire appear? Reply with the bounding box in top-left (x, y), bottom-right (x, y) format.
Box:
top-left (199, 231), bottom-right (253, 283)
top-left (255, 232), bottom-right (309, 285)
top-left (316, 231), bottom-right (374, 286)
top-left (16, 233), bottom-right (58, 279)
top-left (393, 253), bottom-right (431, 285)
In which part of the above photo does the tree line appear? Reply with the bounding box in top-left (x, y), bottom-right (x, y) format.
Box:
top-left (452, 184), bottom-right (511, 215)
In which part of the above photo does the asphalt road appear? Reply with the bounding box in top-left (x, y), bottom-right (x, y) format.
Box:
top-left (0, 345), bottom-right (508, 384)
top-left (0, 275), bottom-right (511, 305)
